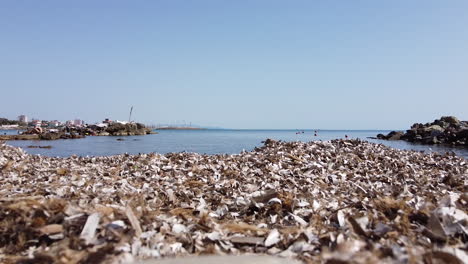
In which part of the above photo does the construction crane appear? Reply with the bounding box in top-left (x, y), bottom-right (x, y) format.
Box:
top-left (128, 106), bottom-right (133, 123)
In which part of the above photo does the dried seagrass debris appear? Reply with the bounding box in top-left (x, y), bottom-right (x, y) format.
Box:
top-left (0, 139), bottom-right (467, 263)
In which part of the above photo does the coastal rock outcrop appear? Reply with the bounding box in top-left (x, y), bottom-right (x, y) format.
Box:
top-left (2, 122), bottom-right (156, 140)
top-left (38, 132), bottom-right (85, 140)
top-left (378, 116), bottom-right (468, 147)
top-left (104, 122), bottom-right (153, 136)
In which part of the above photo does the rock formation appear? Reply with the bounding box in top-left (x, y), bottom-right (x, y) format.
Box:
top-left (104, 122), bottom-right (153, 136)
top-left (377, 116), bottom-right (468, 146)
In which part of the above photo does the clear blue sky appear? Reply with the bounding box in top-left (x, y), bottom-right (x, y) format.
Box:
top-left (1, 1), bottom-right (467, 129)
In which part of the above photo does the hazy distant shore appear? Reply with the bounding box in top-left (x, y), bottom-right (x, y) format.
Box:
top-left (155, 127), bottom-right (205, 130)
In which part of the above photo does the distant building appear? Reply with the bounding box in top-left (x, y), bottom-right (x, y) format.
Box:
top-left (18, 115), bottom-right (28, 123)
top-left (73, 119), bottom-right (84, 126)
top-left (32, 119), bottom-right (41, 127)
top-left (48, 120), bottom-right (60, 127)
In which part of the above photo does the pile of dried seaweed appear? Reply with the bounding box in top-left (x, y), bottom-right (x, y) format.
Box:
top-left (0, 139), bottom-right (467, 264)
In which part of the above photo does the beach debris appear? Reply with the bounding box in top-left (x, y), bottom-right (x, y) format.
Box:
top-left (230, 236), bottom-right (264, 245)
top-left (80, 212), bottom-right (101, 245)
top-left (265, 229), bottom-right (281, 247)
top-left (137, 255), bottom-right (302, 264)
top-left (39, 224), bottom-right (63, 235)
top-left (0, 139), bottom-right (467, 263)
top-left (126, 206), bottom-right (143, 237)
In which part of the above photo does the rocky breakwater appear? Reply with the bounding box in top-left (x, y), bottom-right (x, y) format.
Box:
top-left (377, 116), bottom-right (468, 147)
top-left (1, 139), bottom-right (467, 263)
top-left (97, 122), bottom-right (156, 136)
top-left (0, 131), bottom-right (84, 141)
top-left (39, 131), bottom-right (85, 140)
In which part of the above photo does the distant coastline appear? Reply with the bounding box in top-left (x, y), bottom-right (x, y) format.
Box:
top-left (155, 127), bottom-right (205, 130)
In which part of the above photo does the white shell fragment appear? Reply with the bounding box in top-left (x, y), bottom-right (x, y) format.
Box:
top-left (126, 206), bottom-right (143, 237)
top-left (80, 212), bottom-right (100, 245)
top-left (288, 213), bottom-right (308, 226)
top-left (265, 229), bottom-right (281, 247)
top-left (172, 223), bottom-right (187, 234)
top-left (337, 210), bottom-right (346, 227)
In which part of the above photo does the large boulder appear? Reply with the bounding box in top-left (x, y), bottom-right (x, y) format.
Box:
top-left (433, 120), bottom-right (449, 128)
top-left (40, 132), bottom-right (63, 140)
top-left (424, 125), bottom-right (444, 133)
top-left (136, 123), bottom-right (145, 129)
top-left (401, 129), bottom-right (417, 141)
top-left (386, 131), bottom-right (404, 140)
top-left (422, 125), bottom-right (444, 138)
top-left (440, 116), bottom-right (460, 125)
top-left (423, 136), bottom-right (439, 145)
top-left (105, 123), bottom-right (127, 134)
top-left (410, 123), bottom-right (424, 129)
top-left (376, 133), bottom-right (386, 139)
top-left (389, 131), bottom-right (403, 140)
top-left (455, 129), bottom-right (468, 141)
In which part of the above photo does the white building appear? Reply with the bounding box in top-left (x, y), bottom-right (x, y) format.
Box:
top-left (18, 115), bottom-right (28, 123)
top-left (32, 119), bottom-right (41, 127)
top-left (73, 119), bottom-right (84, 126)
top-left (114, 120), bottom-right (129, 125)
top-left (48, 120), bottom-right (60, 127)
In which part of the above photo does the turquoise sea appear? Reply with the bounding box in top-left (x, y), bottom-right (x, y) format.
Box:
top-left (2, 129), bottom-right (468, 158)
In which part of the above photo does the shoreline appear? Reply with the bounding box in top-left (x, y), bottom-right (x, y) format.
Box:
top-left (4, 134), bottom-right (468, 159)
top-left (1, 139), bottom-right (467, 263)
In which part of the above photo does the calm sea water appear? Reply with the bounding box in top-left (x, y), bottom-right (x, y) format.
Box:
top-left (2, 129), bottom-right (468, 159)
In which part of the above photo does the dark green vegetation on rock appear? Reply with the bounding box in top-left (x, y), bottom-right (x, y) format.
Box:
top-left (0, 118), bottom-right (26, 127)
